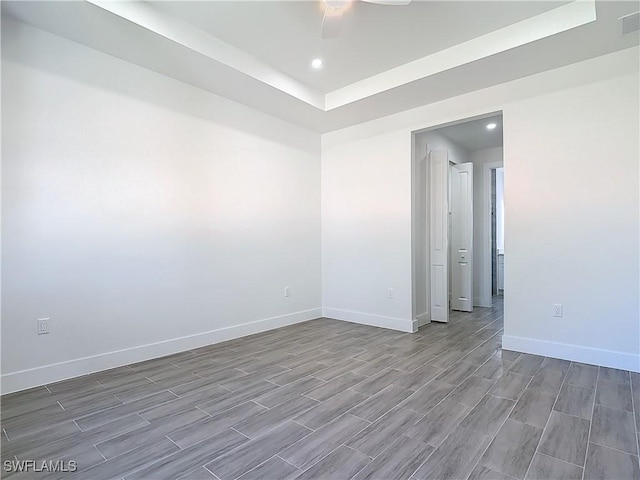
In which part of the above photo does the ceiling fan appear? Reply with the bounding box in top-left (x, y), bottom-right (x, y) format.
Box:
top-left (321, 0), bottom-right (412, 39)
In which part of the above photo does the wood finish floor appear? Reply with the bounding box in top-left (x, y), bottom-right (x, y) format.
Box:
top-left (2, 298), bottom-right (639, 479)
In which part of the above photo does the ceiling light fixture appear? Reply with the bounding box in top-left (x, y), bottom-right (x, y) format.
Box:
top-left (311, 58), bottom-right (324, 69)
top-left (486, 123), bottom-right (497, 130)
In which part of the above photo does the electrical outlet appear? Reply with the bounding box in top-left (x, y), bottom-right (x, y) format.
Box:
top-left (284, 287), bottom-right (291, 298)
top-left (388, 288), bottom-right (394, 299)
top-left (553, 304), bottom-right (563, 317)
top-left (37, 318), bottom-right (50, 335)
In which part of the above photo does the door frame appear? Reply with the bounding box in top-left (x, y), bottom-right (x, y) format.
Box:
top-left (482, 160), bottom-right (504, 307)
top-left (410, 110), bottom-right (503, 327)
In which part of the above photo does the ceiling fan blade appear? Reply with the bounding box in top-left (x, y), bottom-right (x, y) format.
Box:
top-left (322, 7), bottom-right (343, 39)
top-left (361, 0), bottom-right (411, 5)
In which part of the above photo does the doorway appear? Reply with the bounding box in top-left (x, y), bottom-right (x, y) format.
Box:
top-left (411, 113), bottom-right (504, 326)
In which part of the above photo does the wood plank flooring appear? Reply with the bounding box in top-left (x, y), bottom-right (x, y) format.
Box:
top-left (2, 297), bottom-right (639, 479)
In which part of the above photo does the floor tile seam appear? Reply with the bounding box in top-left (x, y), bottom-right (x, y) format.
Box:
top-left (406, 320), bottom-right (503, 477)
top-left (94, 435), bottom-right (143, 462)
top-left (291, 439), bottom-right (367, 476)
top-left (560, 382), bottom-right (596, 394)
top-left (348, 400), bottom-right (418, 426)
top-left (596, 376), bottom-right (632, 388)
top-left (391, 357), bottom-right (434, 374)
top-left (275, 453), bottom-right (302, 471)
top-left (339, 441), bottom-right (372, 458)
top-left (431, 377), bottom-right (495, 427)
top-left (565, 378), bottom-right (597, 388)
top-left (3, 408), bottom-right (98, 440)
top-left (227, 453), bottom-right (279, 480)
top-left (343, 408), bottom-right (422, 457)
top-left (588, 439), bottom-right (640, 457)
top-left (534, 450), bottom-right (584, 469)
top-left (17, 414), bottom-right (148, 463)
top-left (88, 392), bottom-right (183, 424)
top-left (230, 399), bottom-right (322, 438)
top-left (631, 371), bottom-right (640, 470)
top-left (427, 345), bottom-right (466, 367)
top-left (71, 418), bottom-right (87, 435)
top-left (160, 417), bottom-right (267, 462)
top-left (182, 404), bottom-right (251, 438)
top-left (306, 373), bottom-right (330, 384)
top-left (580, 364), bottom-right (599, 480)
top-left (160, 390), bottom-right (182, 402)
top-left (411, 425), bottom-right (476, 480)
top-left (164, 434), bottom-right (182, 450)
top-left (194, 405), bottom-right (214, 418)
top-left (549, 408), bottom-right (595, 422)
top-left (470, 352), bottom-right (510, 384)
top-left (202, 464), bottom-right (220, 480)
top-left (91, 444), bottom-right (108, 465)
top-left (593, 399), bottom-right (635, 413)
top-left (0, 431), bottom-right (87, 461)
top-left (475, 459), bottom-right (521, 480)
top-left (433, 358), bottom-right (483, 384)
top-left (346, 447), bottom-right (376, 480)
top-left (55, 387), bottom-right (125, 406)
top-left (114, 388), bottom-right (169, 405)
top-left (472, 363), bottom-right (538, 480)
top-left (228, 425), bottom-right (251, 441)
top-left (486, 392), bottom-right (521, 402)
top-left (595, 379), bottom-right (637, 416)
top-left (467, 325), bottom-right (502, 343)
top-left (397, 387), bottom-right (449, 417)
top-left (521, 358), bottom-right (575, 480)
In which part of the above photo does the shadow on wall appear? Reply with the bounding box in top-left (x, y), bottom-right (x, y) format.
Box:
top-left (1, 17), bottom-right (319, 154)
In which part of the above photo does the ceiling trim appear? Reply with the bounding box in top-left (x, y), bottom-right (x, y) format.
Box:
top-left (86, 0), bottom-right (596, 113)
top-left (87, 0), bottom-right (326, 109)
top-left (87, 0), bottom-right (596, 113)
top-left (325, 0), bottom-right (597, 109)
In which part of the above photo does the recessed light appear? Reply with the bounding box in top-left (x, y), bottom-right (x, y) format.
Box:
top-left (486, 123), bottom-right (497, 130)
top-left (311, 58), bottom-right (323, 69)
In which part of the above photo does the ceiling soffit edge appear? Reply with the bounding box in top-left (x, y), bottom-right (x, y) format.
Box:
top-left (87, 0), bottom-right (597, 112)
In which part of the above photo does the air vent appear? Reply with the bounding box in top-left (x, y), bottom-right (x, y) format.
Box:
top-left (621, 11), bottom-right (640, 35)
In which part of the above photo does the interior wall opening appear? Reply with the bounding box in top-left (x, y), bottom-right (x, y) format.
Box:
top-left (411, 112), bottom-right (504, 327)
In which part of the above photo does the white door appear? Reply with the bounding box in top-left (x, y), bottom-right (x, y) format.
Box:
top-left (451, 162), bottom-right (473, 312)
top-left (429, 149), bottom-right (449, 322)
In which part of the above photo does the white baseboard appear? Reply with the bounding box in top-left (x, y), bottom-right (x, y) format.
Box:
top-left (474, 297), bottom-right (492, 308)
top-left (416, 313), bottom-right (430, 327)
top-left (322, 308), bottom-right (416, 333)
top-left (502, 335), bottom-right (640, 373)
top-left (1, 308), bottom-right (322, 395)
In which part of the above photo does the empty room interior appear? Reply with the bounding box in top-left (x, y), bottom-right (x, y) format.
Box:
top-left (1, 0), bottom-right (639, 479)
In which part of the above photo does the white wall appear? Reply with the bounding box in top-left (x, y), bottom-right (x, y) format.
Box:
top-left (503, 75), bottom-right (639, 369)
top-left (1, 19), bottom-right (322, 393)
top-left (321, 130), bottom-right (414, 332)
top-left (322, 46), bottom-right (639, 371)
top-left (470, 148), bottom-right (503, 307)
